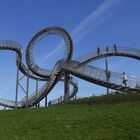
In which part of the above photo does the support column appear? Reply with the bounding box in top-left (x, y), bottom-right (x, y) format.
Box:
top-left (15, 57), bottom-right (20, 109)
top-left (75, 94), bottom-right (77, 100)
top-left (105, 57), bottom-right (109, 95)
top-left (45, 95), bottom-right (47, 107)
top-left (36, 80), bottom-right (39, 108)
top-left (64, 72), bottom-right (70, 102)
top-left (26, 68), bottom-right (29, 109)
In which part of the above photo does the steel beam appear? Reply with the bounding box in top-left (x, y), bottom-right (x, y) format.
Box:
top-left (105, 57), bottom-right (109, 94)
top-left (26, 68), bottom-right (29, 108)
top-left (64, 72), bottom-right (70, 102)
top-left (15, 57), bottom-right (20, 109)
top-left (45, 95), bottom-right (47, 107)
top-left (35, 80), bottom-right (40, 108)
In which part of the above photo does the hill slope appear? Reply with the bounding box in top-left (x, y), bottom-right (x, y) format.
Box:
top-left (0, 101), bottom-right (140, 140)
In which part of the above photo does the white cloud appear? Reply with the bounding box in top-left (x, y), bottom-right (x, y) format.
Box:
top-left (71, 0), bottom-right (120, 43)
top-left (39, 0), bottom-right (121, 66)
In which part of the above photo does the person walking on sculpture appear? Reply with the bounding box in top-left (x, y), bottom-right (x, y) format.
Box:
top-left (122, 72), bottom-right (128, 87)
top-left (114, 44), bottom-right (117, 53)
top-left (97, 47), bottom-right (100, 56)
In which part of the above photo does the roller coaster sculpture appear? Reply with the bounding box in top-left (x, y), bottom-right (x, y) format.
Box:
top-left (0, 26), bottom-right (140, 108)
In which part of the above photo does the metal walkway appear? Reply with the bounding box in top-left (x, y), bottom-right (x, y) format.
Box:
top-left (0, 26), bottom-right (139, 108)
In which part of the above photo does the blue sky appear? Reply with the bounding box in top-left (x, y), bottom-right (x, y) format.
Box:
top-left (0, 0), bottom-right (140, 108)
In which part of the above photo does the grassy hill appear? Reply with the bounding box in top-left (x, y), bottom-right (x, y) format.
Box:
top-left (67, 92), bottom-right (140, 105)
top-left (0, 94), bottom-right (140, 140)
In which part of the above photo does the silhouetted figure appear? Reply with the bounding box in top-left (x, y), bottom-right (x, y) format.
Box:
top-left (122, 72), bottom-right (128, 87)
top-left (106, 46), bottom-right (109, 52)
top-left (97, 47), bottom-right (100, 56)
top-left (114, 44), bottom-right (117, 53)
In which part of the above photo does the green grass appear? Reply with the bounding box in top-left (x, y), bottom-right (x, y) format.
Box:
top-left (0, 101), bottom-right (140, 140)
top-left (67, 92), bottom-right (140, 105)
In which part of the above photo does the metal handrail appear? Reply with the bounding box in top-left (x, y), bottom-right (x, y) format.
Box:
top-left (1, 28), bottom-right (140, 108)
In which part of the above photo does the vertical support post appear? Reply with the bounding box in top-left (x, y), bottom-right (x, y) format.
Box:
top-left (45, 95), bottom-right (47, 107)
top-left (38, 101), bottom-right (40, 107)
top-left (26, 68), bottom-right (29, 109)
top-left (64, 72), bottom-right (70, 102)
top-left (60, 96), bottom-right (62, 103)
top-left (36, 80), bottom-right (39, 108)
top-left (75, 94), bottom-right (77, 100)
top-left (15, 57), bottom-right (20, 109)
top-left (105, 57), bottom-right (109, 94)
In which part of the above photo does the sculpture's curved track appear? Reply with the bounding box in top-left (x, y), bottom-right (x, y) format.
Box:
top-left (0, 26), bottom-right (140, 108)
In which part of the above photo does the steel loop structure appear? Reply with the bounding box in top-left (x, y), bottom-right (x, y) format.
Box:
top-left (0, 26), bottom-right (140, 108)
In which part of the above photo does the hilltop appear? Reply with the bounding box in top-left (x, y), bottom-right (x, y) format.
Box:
top-left (0, 93), bottom-right (140, 140)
